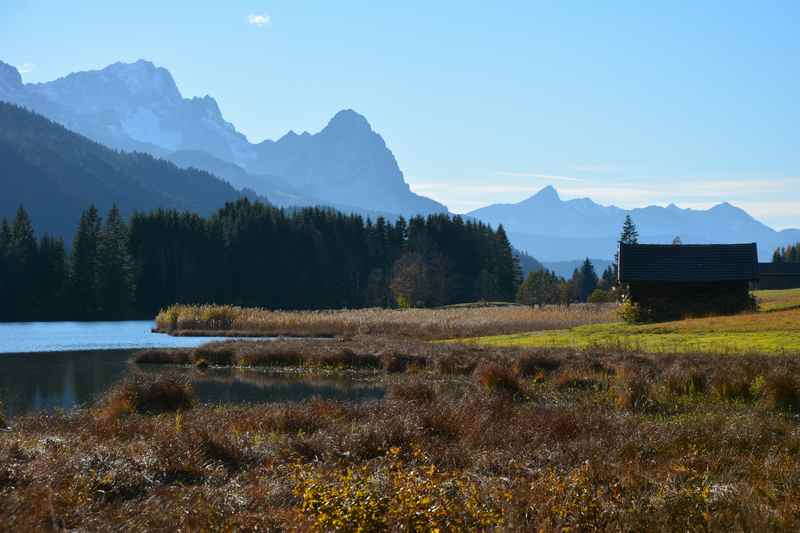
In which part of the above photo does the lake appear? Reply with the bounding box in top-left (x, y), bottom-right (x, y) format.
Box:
top-left (0, 322), bottom-right (385, 419)
top-left (0, 320), bottom-right (240, 354)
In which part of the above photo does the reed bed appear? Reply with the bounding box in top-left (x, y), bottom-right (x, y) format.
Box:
top-left (154, 303), bottom-right (618, 339)
top-left (4, 345), bottom-right (800, 530)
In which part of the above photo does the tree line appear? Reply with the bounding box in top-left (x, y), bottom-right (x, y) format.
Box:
top-left (516, 215), bottom-right (639, 307)
top-left (0, 200), bottom-right (521, 321)
top-left (773, 242), bottom-right (800, 263)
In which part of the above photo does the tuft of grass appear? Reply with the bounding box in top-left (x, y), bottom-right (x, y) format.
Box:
top-left (763, 371), bottom-right (800, 412)
top-left (612, 367), bottom-right (654, 412)
top-left (236, 349), bottom-right (303, 367)
top-left (192, 347), bottom-right (236, 367)
top-left (390, 382), bottom-right (436, 403)
top-left (475, 363), bottom-right (523, 397)
top-left (133, 349), bottom-right (192, 365)
top-left (664, 365), bottom-right (708, 396)
top-left (554, 369), bottom-right (606, 391)
top-left (381, 353), bottom-right (427, 373)
top-left (710, 369), bottom-right (754, 402)
top-left (196, 430), bottom-right (245, 471)
top-left (513, 354), bottom-right (561, 377)
top-left (99, 376), bottom-right (194, 419)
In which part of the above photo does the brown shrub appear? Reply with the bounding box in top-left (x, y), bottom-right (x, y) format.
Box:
top-left (237, 349), bottom-right (302, 367)
top-left (133, 349), bottom-right (192, 365)
top-left (435, 355), bottom-right (477, 376)
top-left (710, 369), bottom-right (753, 401)
top-left (196, 431), bottom-right (245, 471)
top-left (763, 372), bottom-right (800, 412)
top-left (554, 369), bottom-right (605, 391)
top-left (664, 366), bottom-right (708, 396)
top-left (192, 347), bottom-right (236, 366)
top-left (381, 353), bottom-right (426, 373)
top-left (315, 348), bottom-right (381, 369)
top-left (614, 368), bottom-right (654, 412)
top-left (475, 363), bottom-right (523, 397)
top-left (512, 354), bottom-right (561, 377)
top-left (100, 376), bottom-right (194, 419)
top-left (390, 382), bottom-right (436, 403)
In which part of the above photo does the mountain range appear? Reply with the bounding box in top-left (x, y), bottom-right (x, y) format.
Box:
top-left (0, 59), bottom-right (446, 218)
top-left (0, 102), bottom-right (257, 238)
top-left (469, 186), bottom-right (800, 262)
top-left (1, 58), bottom-right (798, 262)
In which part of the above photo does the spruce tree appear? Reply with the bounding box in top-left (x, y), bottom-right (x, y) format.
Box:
top-left (9, 206), bottom-right (38, 319)
top-left (613, 215), bottom-right (639, 293)
top-left (0, 219), bottom-right (11, 321)
top-left (96, 205), bottom-right (135, 319)
top-left (577, 258), bottom-right (599, 302)
top-left (36, 235), bottom-right (69, 319)
top-left (71, 206), bottom-right (102, 320)
top-left (494, 225), bottom-right (522, 301)
top-left (620, 215), bottom-right (640, 245)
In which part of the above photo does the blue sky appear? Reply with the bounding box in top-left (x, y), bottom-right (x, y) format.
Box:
top-left (2, 1), bottom-right (798, 228)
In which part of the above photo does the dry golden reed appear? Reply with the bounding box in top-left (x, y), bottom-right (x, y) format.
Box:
top-left (155, 303), bottom-right (617, 340)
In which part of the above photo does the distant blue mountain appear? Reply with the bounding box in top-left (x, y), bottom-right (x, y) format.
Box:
top-left (469, 186), bottom-right (800, 262)
top-left (0, 59), bottom-right (447, 218)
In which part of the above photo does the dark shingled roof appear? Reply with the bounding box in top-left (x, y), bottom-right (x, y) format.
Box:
top-left (619, 243), bottom-right (759, 283)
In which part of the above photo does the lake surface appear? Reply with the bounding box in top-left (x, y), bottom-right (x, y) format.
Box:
top-left (0, 350), bottom-right (384, 419)
top-left (0, 321), bottom-right (385, 419)
top-left (0, 320), bottom-right (244, 354)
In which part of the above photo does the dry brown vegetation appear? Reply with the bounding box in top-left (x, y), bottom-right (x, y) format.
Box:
top-left (154, 302), bottom-right (617, 339)
top-left (4, 339), bottom-right (800, 530)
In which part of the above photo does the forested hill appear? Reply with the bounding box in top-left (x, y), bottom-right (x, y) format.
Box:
top-left (0, 102), bottom-right (255, 240)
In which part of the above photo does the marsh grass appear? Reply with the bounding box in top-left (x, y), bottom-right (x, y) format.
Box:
top-left (154, 302), bottom-right (617, 339)
top-left (99, 376), bottom-right (194, 420)
top-left (475, 363), bottom-right (523, 397)
top-left (763, 371), bottom-right (800, 412)
top-left (6, 339), bottom-right (800, 530)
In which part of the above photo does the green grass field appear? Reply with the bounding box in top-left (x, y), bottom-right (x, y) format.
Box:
top-left (460, 289), bottom-right (800, 355)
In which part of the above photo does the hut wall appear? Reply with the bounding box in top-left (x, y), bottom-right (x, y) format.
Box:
top-left (628, 280), bottom-right (754, 321)
top-left (757, 275), bottom-right (800, 290)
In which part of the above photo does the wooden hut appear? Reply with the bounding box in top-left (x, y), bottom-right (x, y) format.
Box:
top-left (757, 263), bottom-right (800, 290)
top-left (618, 243), bottom-right (759, 321)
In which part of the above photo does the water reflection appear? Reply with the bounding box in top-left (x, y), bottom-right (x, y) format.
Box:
top-left (0, 350), bottom-right (384, 419)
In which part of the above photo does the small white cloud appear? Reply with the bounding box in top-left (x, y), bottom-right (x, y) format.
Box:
top-left (247, 14), bottom-right (271, 27)
top-left (19, 62), bottom-right (34, 74)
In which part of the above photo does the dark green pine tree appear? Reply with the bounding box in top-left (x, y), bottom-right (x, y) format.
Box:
top-left (36, 235), bottom-right (69, 320)
top-left (71, 205), bottom-right (102, 320)
top-left (494, 225), bottom-right (522, 301)
top-left (9, 206), bottom-right (38, 319)
top-left (0, 219), bottom-right (12, 321)
top-left (577, 258), bottom-right (599, 302)
top-left (620, 215), bottom-right (640, 245)
top-left (613, 214), bottom-right (639, 288)
top-left (600, 265), bottom-right (615, 290)
top-left (96, 205), bottom-right (135, 320)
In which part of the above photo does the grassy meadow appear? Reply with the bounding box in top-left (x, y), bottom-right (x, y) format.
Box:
top-left (461, 289), bottom-right (800, 355)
